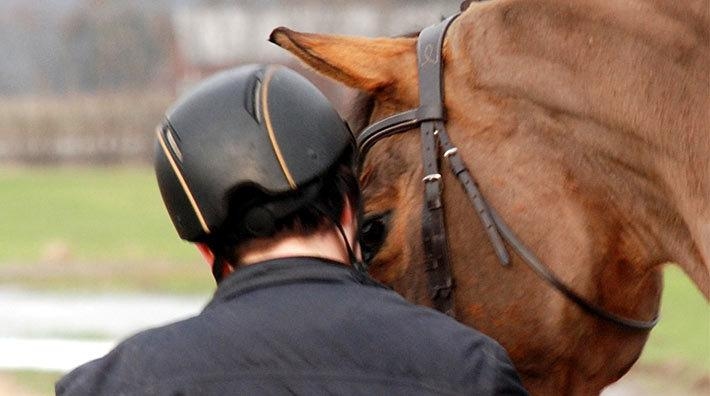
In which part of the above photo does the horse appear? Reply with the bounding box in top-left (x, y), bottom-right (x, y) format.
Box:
top-left (269, 0), bottom-right (710, 394)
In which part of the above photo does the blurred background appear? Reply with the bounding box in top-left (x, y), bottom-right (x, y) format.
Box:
top-left (0, 0), bottom-right (706, 395)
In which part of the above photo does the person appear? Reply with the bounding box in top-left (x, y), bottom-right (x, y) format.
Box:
top-left (56, 64), bottom-right (528, 395)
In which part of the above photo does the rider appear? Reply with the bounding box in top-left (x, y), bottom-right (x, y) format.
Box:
top-left (56, 65), bottom-right (527, 395)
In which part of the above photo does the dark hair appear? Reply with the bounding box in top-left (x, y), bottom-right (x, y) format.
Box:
top-left (206, 147), bottom-right (359, 280)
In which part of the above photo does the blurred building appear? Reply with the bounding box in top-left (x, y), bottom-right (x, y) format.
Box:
top-left (171, 1), bottom-right (457, 86)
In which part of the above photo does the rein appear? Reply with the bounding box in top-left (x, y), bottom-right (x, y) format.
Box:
top-left (356, 13), bottom-right (659, 331)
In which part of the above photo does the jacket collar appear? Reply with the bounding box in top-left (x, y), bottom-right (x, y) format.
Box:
top-left (206, 256), bottom-right (384, 309)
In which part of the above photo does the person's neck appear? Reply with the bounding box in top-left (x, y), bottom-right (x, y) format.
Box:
top-left (239, 227), bottom-right (351, 266)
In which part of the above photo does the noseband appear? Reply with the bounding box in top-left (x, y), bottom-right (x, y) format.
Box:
top-left (357, 14), bottom-right (659, 331)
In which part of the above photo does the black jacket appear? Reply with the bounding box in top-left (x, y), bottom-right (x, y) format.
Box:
top-left (56, 257), bottom-right (527, 395)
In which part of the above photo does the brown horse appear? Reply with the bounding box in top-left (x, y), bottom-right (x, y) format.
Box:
top-left (270, 0), bottom-right (710, 394)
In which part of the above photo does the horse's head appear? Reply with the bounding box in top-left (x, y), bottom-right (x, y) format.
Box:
top-left (270, 2), bottom-right (709, 392)
top-left (270, 18), bottom-right (643, 392)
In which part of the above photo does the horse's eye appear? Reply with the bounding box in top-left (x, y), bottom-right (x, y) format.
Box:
top-left (359, 211), bottom-right (392, 264)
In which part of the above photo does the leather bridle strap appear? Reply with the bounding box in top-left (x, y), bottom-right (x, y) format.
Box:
top-left (359, 14), bottom-right (508, 316)
top-left (416, 16), bottom-right (457, 316)
top-left (356, 14), bottom-right (659, 330)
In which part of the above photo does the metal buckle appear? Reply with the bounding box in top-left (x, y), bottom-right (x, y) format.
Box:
top-left (422, 173), bottom-right (442, 183)
top-left (443, 147), bottom-right (458, 158)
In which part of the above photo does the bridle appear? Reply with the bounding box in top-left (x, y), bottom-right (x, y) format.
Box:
top-left (356, 13), bottom-right (659, 331)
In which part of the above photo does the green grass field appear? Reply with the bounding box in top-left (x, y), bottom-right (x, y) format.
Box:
top-left (643, 265), bottom-right (709, 368)
top-left (0, 166), bottom-right (707, 394)
top-left (0, 166), bottom-right (196, 264)
top-left (0, 166), bottom-right (213, 292)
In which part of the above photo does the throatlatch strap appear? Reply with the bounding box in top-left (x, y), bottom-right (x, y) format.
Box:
top-left (435, 129), bottom-right (510, 265)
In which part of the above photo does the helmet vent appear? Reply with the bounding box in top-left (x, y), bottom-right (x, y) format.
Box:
top-left (246, 78), bottom-right (263, 124)
top-left (165, 127), bottom-right (183, 162)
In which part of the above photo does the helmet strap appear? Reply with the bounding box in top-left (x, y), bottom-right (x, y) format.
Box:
top-left (309, 202), bottom-right (368, 276)
top-left (211, 251), bottom-right (227, 283)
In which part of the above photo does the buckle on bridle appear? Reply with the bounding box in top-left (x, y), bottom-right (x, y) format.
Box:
top-left (429, 276), bottom-right (454, 298)
top-left (422, 173), bottom-right (442, 183)
top-left (443, 147), bottom-right (458, 158)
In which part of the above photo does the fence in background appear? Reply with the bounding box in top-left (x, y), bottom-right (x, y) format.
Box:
top-left (0, 93), bottom-right (172, 165)
top-left (0, 2), bottom-right (459, 165)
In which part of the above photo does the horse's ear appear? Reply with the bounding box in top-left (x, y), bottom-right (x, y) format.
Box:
top-left (269, 27), bottom-right (416, 93)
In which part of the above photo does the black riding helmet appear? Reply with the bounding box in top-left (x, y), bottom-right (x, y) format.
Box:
top-left (154, 64), bottom-right (355, 242)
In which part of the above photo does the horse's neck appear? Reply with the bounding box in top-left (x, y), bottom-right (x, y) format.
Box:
top-left (454, 0), bottom-right (709, 295)
top-left (553, 112), bottom-right (709, 297)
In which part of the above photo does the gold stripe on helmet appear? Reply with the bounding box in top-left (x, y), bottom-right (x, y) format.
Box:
top-left (261, 66), bottom-right (297, 189)
top-left (156, 126), bottom-right (211, 234)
